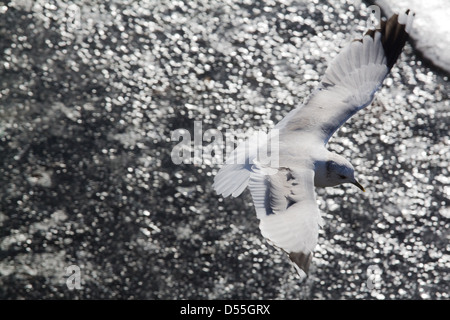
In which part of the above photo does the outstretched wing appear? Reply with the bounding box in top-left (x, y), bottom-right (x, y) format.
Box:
top-left (276, 10), bottom-right (414, 144)
top-left (248, 166), bottom-right (322, 275)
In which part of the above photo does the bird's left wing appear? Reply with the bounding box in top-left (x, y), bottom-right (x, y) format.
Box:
top-left (249, 166), bottom-right (322, 275)
top-left (276, 11), bottom-right (414, 144)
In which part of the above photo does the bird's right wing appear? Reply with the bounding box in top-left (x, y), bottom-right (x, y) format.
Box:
top-left (249, 166), bottom-right (322, 275)
top-left (276, 10), bottom-right (414, 145)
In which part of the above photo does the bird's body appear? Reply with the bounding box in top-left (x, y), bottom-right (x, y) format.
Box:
top-left (213, 11), bottom-right (414, 276)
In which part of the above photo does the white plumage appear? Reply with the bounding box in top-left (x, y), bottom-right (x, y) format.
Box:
top-left (213, 10), bottom-right (414, 276)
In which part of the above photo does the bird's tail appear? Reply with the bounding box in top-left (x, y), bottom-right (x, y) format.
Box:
top-left (213, 130), bottom-right (275, 198)
top-left (213, 133), bottom-right (256, 197)
top-left (213, 162), bottom-right (252, 198)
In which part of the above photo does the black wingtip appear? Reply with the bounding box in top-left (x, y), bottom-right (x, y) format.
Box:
top-left (289, 251), bottom-right (313, 275)
top-left (366, 10), bottom-right (414, 70)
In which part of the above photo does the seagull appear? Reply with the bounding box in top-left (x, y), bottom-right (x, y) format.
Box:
top-left (213, 10), bottom-right (415, 276)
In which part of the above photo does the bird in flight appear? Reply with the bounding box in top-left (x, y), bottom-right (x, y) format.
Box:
top-left (213, 10), bottom-right (415, 276)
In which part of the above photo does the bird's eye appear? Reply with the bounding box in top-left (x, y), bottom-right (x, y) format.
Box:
top-left (338, 174), bottom-right (346, 179)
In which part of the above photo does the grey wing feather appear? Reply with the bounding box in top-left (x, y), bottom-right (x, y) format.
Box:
top-left (249, 167), bottom-right (322, 275)
top-left (276, 11), bottom-right (414, 144)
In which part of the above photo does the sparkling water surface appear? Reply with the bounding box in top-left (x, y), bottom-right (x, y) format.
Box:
top-left (0, 0), bottom-right (448, 299)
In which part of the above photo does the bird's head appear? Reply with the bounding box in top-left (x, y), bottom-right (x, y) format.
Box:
top-left (326, 153), bottom-right (365, 192)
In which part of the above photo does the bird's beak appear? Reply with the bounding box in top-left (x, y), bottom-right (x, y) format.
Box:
top-left (351, 179), bottom-right (366, 192)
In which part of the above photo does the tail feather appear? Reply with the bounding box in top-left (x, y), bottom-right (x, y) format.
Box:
top-left (213, 163), bottom-right (251, 197)
top-left (213, 130), bottom-right (272, 197)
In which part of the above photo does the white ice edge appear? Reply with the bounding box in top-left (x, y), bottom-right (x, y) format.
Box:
top-left (374, 0), bottom-right (450, 74)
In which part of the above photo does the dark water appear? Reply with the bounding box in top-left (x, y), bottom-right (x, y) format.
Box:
top-left (0, 0), bottom-right (448, 299)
